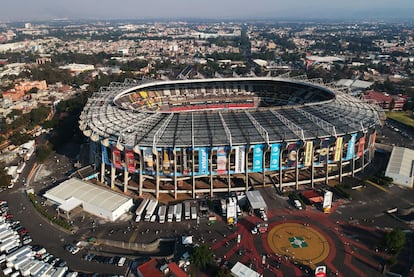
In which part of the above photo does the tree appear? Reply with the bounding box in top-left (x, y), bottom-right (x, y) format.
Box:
top-left (381, 229), bottom-right (406, 254)
top-left (216, 268), bottom-right (232, 277)
top-left (0, 163), bottom-right (12, 189)
top-left (36, 144), bottom-right (52, 163)
top-left (191, 244), bottom-right (213, 269)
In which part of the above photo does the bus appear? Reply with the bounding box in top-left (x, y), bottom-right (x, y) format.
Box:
top-left (191, 206), bottom-right (197, 220)
top-left (144, 200), bottom-right (158, 222)
top-left (135, 199), bottom-right (150, 223)
top-left (167, 205), bottom-right (174, 223)
top-left (158, 205), bottom-right (167, 224)
top-left (175, 203), bottom-right (182, 223)
top-left (184, 201), bottom-right (191, 220)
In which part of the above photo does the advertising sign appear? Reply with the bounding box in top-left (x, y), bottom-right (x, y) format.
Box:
top-left (346, 133), bottom-right (357, 161)
top-left (357, 135), bottom-right (365, 157)
top-left (287, 143), bottom-right (298, 167)
top-left (234, 146), bottom-right (245, 173)
top-left (270, 143), bottom-right (281, 170)
top-left (101, 145), bottom-right (110, 165)
top-left (319, 139), bottom-right (330, 163)
top-left (334, 137), bottom-right (343, 162)
top-left (162, 149), bottom-right (170, 175)
top-left (125, 150), bottom-right (135, 173)
top-left (217, 147), bottom-right (227, 174)
top-left (112, 148), bottom-right (122, 169)
top-left (143, 147), bottom-right (153, 173)
top-left (198, 148), bottom-right (209, 175)
top-left (182, 148), bottom-right (189, 175)
top-left (304, 141), bottom-right (313, 167)
top-left (369, 130), bottom-right (377, 149)
top-left (252, 144), bottom-right (263, 172)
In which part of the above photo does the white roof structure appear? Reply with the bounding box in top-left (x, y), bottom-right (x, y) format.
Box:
top-left (385, 147), bottom-right (414, 188)
top-left (231, 262), bottom-right (262, 277)
top-left (246, 191), bottom-right (267, 210)
top-left (44, 178), bottom-right (134, 221)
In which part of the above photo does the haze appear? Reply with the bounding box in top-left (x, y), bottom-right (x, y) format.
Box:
top-left (0, 0), bottom-right (413, 21)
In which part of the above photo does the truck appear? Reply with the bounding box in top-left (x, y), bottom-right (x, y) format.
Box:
top-left (226, 198), bottom-right (237, 225)
top-left (144, 200), bottom-right (158, 222)
top-left (51, 266), bottom-right (68, 277)
top-left (6, 245), bottom-right (31, 262)
top-left (20, 260), bottom-right (39, 277)
top-left (158, 205), bottom-right (167, 224)
top-left (0, 230), bottom-right (16, 242)
top-left (0, 238), bottom-right (19, 252)
top-left (167, 205), bottom-right (174, 223)
top-left (175, 203), bottom-right (182, 223)
top-left (190, 206), bottom-right (197, 220)
top-left (135, 198), bottom-right (150, 223)
top-left (1, 234), bottom-right (19, 244)
top-left (220, 199), bottom-right (227, 216)
top-left (184, 201), bottom-right (191, 220)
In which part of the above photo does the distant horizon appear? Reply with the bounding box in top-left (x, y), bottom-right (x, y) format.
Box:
top-left (0, 0), bottom-right (413, 23)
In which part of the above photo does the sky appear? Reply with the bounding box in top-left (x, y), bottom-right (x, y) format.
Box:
top-left (0, 0), bottom-right (413, 22)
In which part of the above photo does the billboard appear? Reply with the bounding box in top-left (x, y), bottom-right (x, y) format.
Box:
top-left (304, 141), bottom-right (313, 167)
top-left (162, 149), bottom-right (171, 175)
top-left (216, 147), bottom-right (227, 174)
top-left (199, 148), bottom-right (209, 175)
top-left (334, 137), bottom-right (343, 162)
top-left (101, 145), bottom-right (110, 165)
top-left (234, 146), bottom-right (245, 173)
top-left (182, 148), bottom-right (190, 175)
top-left (252, 144), bottom-right (263, 172)
top-left (357, 135), bottom-right (365, 157)
top-left (143, 147), bottom-right (154, 173)
top-left (345, 133), bottom-right (357, 161)
top-left (125, 150), bottom-right (135, 173)
top-left (112, 148), bottom-right (122, 169)
top-left (270, 143), bottom-right (281, 170)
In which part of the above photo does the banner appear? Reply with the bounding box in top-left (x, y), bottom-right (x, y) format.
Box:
top-left (216, 147), bottom-right (227, 174)
top-left (334, 137), bottom-right (343, 162)
top-left (101, 145), bottom-right (110, 165)
top-left (182, 148), bottom-right (189, 175)
top-left (112, 148), bottom-right (122, 169)
top-left (304, 141), bottom-right (313, 167)
top-left (125, 150), bottom-right (135, 173)
top-left (346, 133), bottom-right (357, 160)
top-left (198, 148), bottom-right (209, 175)
top-left (270, 143), bottom-right (281, 170)
top-left (319, 139), bottom-right (330, 163)
top-left (162, 149), bottom-right (170, 175)
top-left (234, 146), bottom-right (245, 173)
top-left (369, 131), bottom-right (377, 149)
top-left (357, 135), bottom-right (365, 157)
top-left (253, 144), bottom-right (263, 172)
top-left (287, 143), bottom-right (297, 167)
top-left (143, 147), bottom-right (154, 173)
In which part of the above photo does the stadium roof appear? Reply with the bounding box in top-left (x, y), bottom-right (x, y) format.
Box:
top-left (80, 77), bottom-right (380, 149)
top-left (44, 178), bottom-right (132, 212)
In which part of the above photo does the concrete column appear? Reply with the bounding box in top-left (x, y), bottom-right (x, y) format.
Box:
top-left (100, 159), bottom-right (105, 184)
top-left (173, 149), bottom-right (177, 200)
top-left (155, 151), bottom-right (160, 199)
top-left (110, 165), bottom-right (115, 189)
top-left (123, 167), bottom-right (128, 193)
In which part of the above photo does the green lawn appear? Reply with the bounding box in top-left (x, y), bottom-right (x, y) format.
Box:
top-left (385, 111), bottom-right (414, 128)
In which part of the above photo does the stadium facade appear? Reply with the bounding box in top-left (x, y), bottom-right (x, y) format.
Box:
top-left (79, 77), bottom-right (382, 199)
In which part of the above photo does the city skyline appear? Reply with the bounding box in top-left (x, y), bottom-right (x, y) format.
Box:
top-left (0, 0), bottom-right (413, 22)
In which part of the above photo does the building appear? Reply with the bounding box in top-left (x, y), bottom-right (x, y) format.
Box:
top-left (231, 261), bottom-right (262, 277)
top-left (385, 147), bottom-right (414, 188)
top-left (363, 91), bottom-right (407, 110)
top-left (80, 77), bottom-right (381, 199)
top-left (43, 178), bottom-right (134, 221)
top-left (15, 80), bottom-right (48, 92)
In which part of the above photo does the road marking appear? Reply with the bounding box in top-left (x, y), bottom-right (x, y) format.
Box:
top-left (129, 230), bottom-right (138, 243)
top-left (364, 180), bottom-right (388, 192)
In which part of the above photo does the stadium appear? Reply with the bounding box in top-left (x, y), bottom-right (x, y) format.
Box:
top-left (79, 76), bottom-right (382, 199)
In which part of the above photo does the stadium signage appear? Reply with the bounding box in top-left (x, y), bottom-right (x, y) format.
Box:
top-left (270, 143), bottom-right (281, 170)
top-left (234, 146), bottom-right (245, 173)
top-left (199, 148), bottom-right (209, 174)
top-left (252, 144), bottom-right (263, 172)
top-left (217, 147), bottom-right (227, 174)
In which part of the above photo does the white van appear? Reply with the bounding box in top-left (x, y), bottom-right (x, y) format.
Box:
top-left (294, 200), bottom-right (303, 210)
